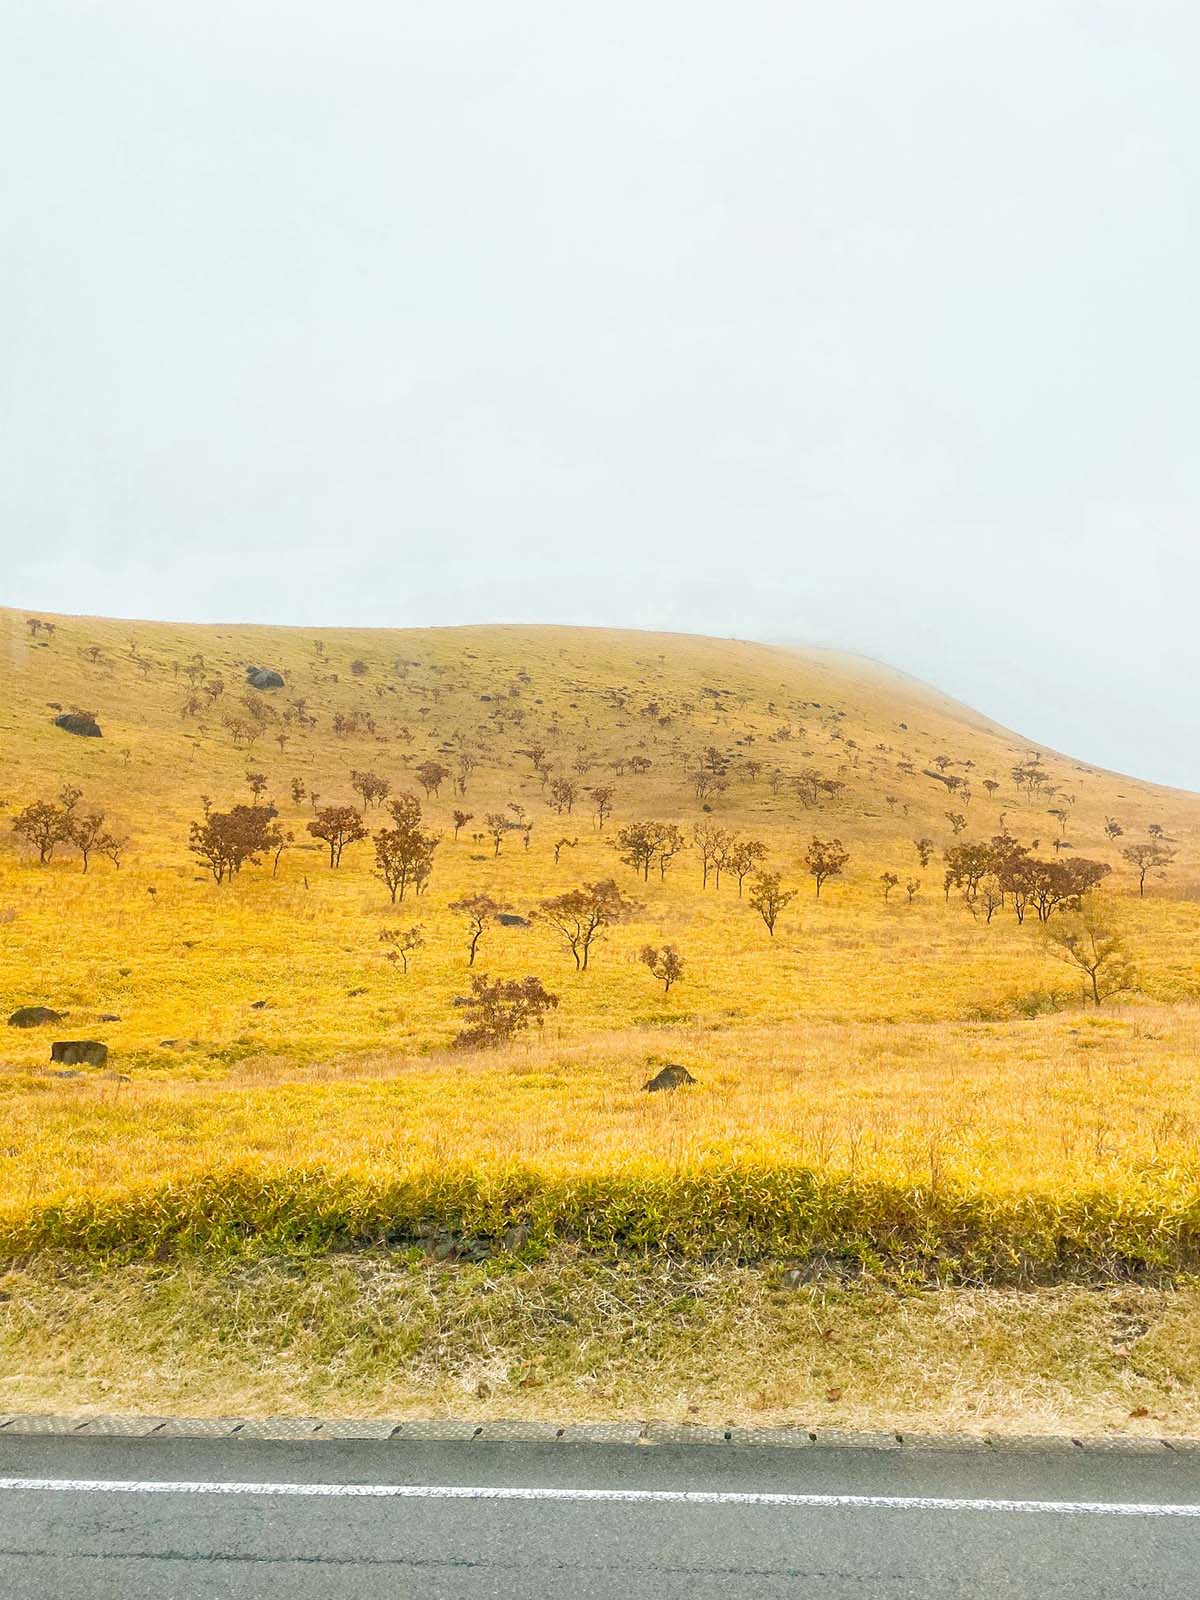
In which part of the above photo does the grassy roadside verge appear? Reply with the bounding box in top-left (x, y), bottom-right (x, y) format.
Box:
top-left (4, 1164), bottom-right (1199, 1283)
top-left (2, 1252), bottom-right (1198, 1438)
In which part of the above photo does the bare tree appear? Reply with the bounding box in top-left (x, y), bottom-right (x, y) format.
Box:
top-left (455, 750), bottom-right (478, 796)
top-left (1121, 841), bottom-right (1177, 897)
top-left (536, 880), bottom-right (637, 970)
top-left (726, 837), bottom-right (766, 896)
top-left (1046, 913), bottom-right (1137, 1006)
top-left (448, 895), bottom-right (507, 966)
top-left (484, 812), bottom-right (516, 856)
top-left (452, 974), bottom-right (559, 1049)
top-left (905, 878), bottom-right (920, 904)
top-left (372, 795), bottom-right (439, 901)
top-left (639, 944), bottom-right (684, 993)
top-left (693, 822), bottom-right (732, 889)
top-left (12, 799), bottom-right (71, 863)
top-left (416, 760), bottom-right (451, 798)
top-left (553, 836), bottom-right (578, 865)
top-left (350, 770), bottom-right (390, 811)
top-left (613, 821), bottom-right (659, 881)
top-left (190, 803), bottom-right (283, 884)
top-left (590, 784), bottom-right (615, 831)
top-left (379, 924), bottom-right (423, 975)
top-left (914, 837), bottom-right (935, 868)
top-left (308, 805), bottom-right (369, 868)
top-left (549, 776), bottom-right (577, 814)
top-left (452, 809), bottom-right (474, 840)
top-left (805, 837), bottom-right (850, 899)
top-left (748, 871), bottom-right (797, 937)
top-left (880, 871), bottom-right (899, 901)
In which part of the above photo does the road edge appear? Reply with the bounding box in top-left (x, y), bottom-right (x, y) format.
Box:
top-left (1, 1412), bottom-right (1197, 1454)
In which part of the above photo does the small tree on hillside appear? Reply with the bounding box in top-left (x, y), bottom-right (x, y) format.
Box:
top-left (350, 770), bottom-right (390, 811)
top-left (189, 803), bottom-right (282, 884)
top-left (536, 879), bottom-right (637, 971)
top-left (449, 893), bottom-right (509, 966)
top-left (379, 924), bottom-right (424, 975)
top-left (68, 808), bottom-right (121, 873)
top-left (639, 944), bottom-right (685, 993)
top-left (452, 809), bottom-right (474, 840)
top-left (308, 805), bottom-right (368, 868)
top-left (693, 822), bottom-right (732, 889)
top-left (805, 837), bottom-right (850, 899)
top-left (549, 776), bottom-right (577, 814)
top-left (614, 821), bottom-right (659, 881)
top-left (880, 871), bottom-right (899, 901)
top-left (553, 836), bottom-right (577, 865)
top-left (726, 837), bottom-right (766, 896)
top-left (484, 812), bottom-right (516, 856)
top-left (749, 870), bottom-right (797, 937)
top-left (416, 760), bottom-right (451, 798)
top-left (452, 974), bottom-right (559, 1050)
top-left (1046, 913), bottom-right (1137, 1006)
top-left (373, 813), bottom-right (439, 903)
top-left (12, 799), bottom-right (71, 864)
top-left (1121, 840), bottom-right (1177, 897)
top-left (590, 784), bottom-right (615, 831)
top-left (914, 837), bottom-right (935, 869)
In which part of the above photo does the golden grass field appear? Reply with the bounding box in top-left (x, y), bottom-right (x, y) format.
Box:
top-left (3, 604), bottom-right (1200, 1429)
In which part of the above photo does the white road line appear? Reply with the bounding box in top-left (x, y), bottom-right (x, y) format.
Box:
top-left (0, 1479), bottom-right (1198, 1517)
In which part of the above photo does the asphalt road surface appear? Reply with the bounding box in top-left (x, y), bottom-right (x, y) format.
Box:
top-left (2, 1433), bottom-right (1199, 1598)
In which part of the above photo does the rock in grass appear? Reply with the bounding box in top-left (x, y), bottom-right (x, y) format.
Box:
top-left (245, 665), bottom-right (284, 690)
top-left (644, 1063), bottom-right (697, 1093)
top-left (50, 1040), bottom-right (108, 1068)
top-left (496, 913), bottom-right (531, 927)
top-left (9, 1005), bottom-right (64, 1028)
top-left (53, 711), bottom-right (101, 737)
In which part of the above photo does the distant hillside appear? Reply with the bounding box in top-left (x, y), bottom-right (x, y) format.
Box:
top-left (1, 604), bottom-right (1198, 1068)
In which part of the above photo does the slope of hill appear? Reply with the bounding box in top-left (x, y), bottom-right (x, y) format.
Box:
top-left (4, 605), bottom-right (1200, 1431)
top-left (2, 605), bottom-right (1197, 1068)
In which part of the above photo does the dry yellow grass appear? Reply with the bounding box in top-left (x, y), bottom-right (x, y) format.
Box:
top-left (3, 1256), bottom-right (1199, 1440)
top-left (2, 606), bottom-right (1199, 1277)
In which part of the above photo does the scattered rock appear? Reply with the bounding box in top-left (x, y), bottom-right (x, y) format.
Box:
top-left (501, 1223), bottom-right (531, 1253)
top-left (451, 995), bottom-right (471, 1007)
top-left (51, 1069), bottom-right (81, 1079)
top-left (8, 1005), bottom-right (64, 1028)
top-left (53, 711), bottom-right (101, 737)
top-left (496, 913), bottom-right (531, 928)
top-left (644, 1063), bottom-right (697, 1093)
top-left (96, 1013), bottom-right (121, 1023)
top-left (245, 666), bottom-right (284, 690)
top-left (429, 1232), bottom-right (457, 1262)
top-left (102, 1071), bottom-right (132, 1082)
top-left (159, 1038), bottom-right (182, 1048)
top-left (249, 999), bottom-right (270, 1010)
top-left (347, 987), bottom-right (367, 997)
top-left (51, 1040), bottom-right (108, 1068)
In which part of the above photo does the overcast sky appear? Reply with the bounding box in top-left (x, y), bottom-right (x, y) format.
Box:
top-left (3, 2), bottom-right (1198, 787)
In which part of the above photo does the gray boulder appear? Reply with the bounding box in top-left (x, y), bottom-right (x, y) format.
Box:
top-left (50, 1040), bottom-right (108, 1067)
top-left (643, 1063), bottom-right (697, 1093)
top-left (53, 711), bottom-right (101, 737)
top-left (9, 1005), bottom-right (64, 1028)
top-left (245, 666), bottom-right (284, 690)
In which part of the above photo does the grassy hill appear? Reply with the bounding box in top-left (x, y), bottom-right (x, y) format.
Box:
top-left (4, 605), bottom-right (1200, 1431)
top-left (3, 605), bottom-right (1197, 1066)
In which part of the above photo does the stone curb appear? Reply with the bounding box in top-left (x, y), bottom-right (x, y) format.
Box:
top-left (0, 1413), bottom-right (1196, 1454)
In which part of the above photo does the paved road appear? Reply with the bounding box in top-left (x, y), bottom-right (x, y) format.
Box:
top-left (2, 1433), bottom-right (1199, 1597)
